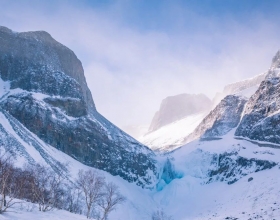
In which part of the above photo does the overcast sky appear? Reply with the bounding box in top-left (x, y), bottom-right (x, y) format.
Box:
top-left (1, 0), bottom-right (280, 133)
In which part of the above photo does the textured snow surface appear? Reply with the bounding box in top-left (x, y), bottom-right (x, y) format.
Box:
top-left (1, 119), bottom-right (280, 219)
top-left (1, 26), bottom-right (279, 219)
top-left (139, 112), bottom-right (206, 152)
top-left (2, 165), bottom-right (280, 220)
top-left (0, 85), bottom-right (157, 186)
top-left (0, 202), bottom-right (89, 220)
top-left (223, 72), bottom-right (267, 95)
top-left (157, 131), bottom-right (280, 219)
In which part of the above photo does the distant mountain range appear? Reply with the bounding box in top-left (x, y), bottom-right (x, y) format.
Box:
top-left (141, 68), bottom-right (268, 152)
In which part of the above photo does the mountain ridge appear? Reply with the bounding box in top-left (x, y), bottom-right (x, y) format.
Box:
top-left (0, 26), bottom-right (157, 187)
top-left (235, 50), bottom-right (280, 144)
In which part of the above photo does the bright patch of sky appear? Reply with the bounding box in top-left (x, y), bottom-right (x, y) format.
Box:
top-left (0, 0), bottom-right (280, 134)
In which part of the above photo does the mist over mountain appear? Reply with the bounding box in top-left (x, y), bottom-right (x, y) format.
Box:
top-left (212, 72), bottom-right (267, 107)
top-left (141, 71), bottom-right (266, 152)
top-left (148, 93), bottom-right (211, 132)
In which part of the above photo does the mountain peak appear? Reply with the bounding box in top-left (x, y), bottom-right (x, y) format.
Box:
top-left (19, 30), bottom-right (54, 41)
top-left (0, 25), bottom-right (54, 40)
top-left (0, 26), bottom-right (14, 34)
top-left (0, 26), bottom-right (96, 112)
top-left (0, 26), bottom-right (158, 187)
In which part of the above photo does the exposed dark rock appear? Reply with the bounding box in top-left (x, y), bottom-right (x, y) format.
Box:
top-left (1, 90), bottom-right (158, 187)
top-left (44, 97), bottom-right (87, 117)
top-left (207, 151), bottom-right (276, 185)
top-left (0, 26), bottom-right (95, 113)
top-left (0, 106), bottom-right (67, 174)
top-left (248, 177), bottom-right (253, 182)
top-left (235, 50), bottom-right (280, 144)
top-left (185, 95), bottom-right (247, 143)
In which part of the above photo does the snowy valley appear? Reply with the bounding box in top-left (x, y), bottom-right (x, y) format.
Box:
top-left (0, 25), bottom-right (280, 220)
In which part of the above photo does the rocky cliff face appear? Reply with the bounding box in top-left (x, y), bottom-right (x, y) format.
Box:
top-left (207, 151), bottom-right (276, 185)
top-left (149, 93), bottom-right (211, 132)
top-left (0, 26), bottom-right (95, 113)
top-left (0, 26), bottom-right (157, 187)
top-left (235, 50), bottom-right (280, 144)
top-left (185, 95), bottom-right (247, 143)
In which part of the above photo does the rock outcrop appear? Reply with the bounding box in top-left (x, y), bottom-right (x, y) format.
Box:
top-left (185, 95), bottom-right (247, 143)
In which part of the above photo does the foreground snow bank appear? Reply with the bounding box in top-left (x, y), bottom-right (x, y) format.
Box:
top-left (0, 201), bottom-right (88, 220)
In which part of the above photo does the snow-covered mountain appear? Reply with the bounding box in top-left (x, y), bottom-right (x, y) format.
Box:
top-left (184, 95), bottom-right (247, 144)
top-left (140, 93), bottom-right (211, 151)
top-left (1, 25), bottom-right (280, 220)
top-left (151, 62), bottom-right (280, 217)
top-left (139, 112), bottom-right (207, 152)
top-left (148, 93), bottom-right (211, 132)
top-left (141, 70), bottom-right (268, 152)
top-left (0, 26), bottom-right (157, 187)
top-left (235, 50), bottom-right (280, 144)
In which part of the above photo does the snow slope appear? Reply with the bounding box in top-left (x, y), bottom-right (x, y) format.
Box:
top-left (148, 94), bottom-right (211, 132)
top-left (0, 202), bottom-right (89, 220)
top-left (0, 102), bottom-right (157, 219)
top-left (156, 130), bottom-right (280, 219)
top-left (0, 80), bottom-right (279, 219)
top-left (1, 128), bottom-right (280, 220)
top-left (139, 112), bottom-right (206, 152)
